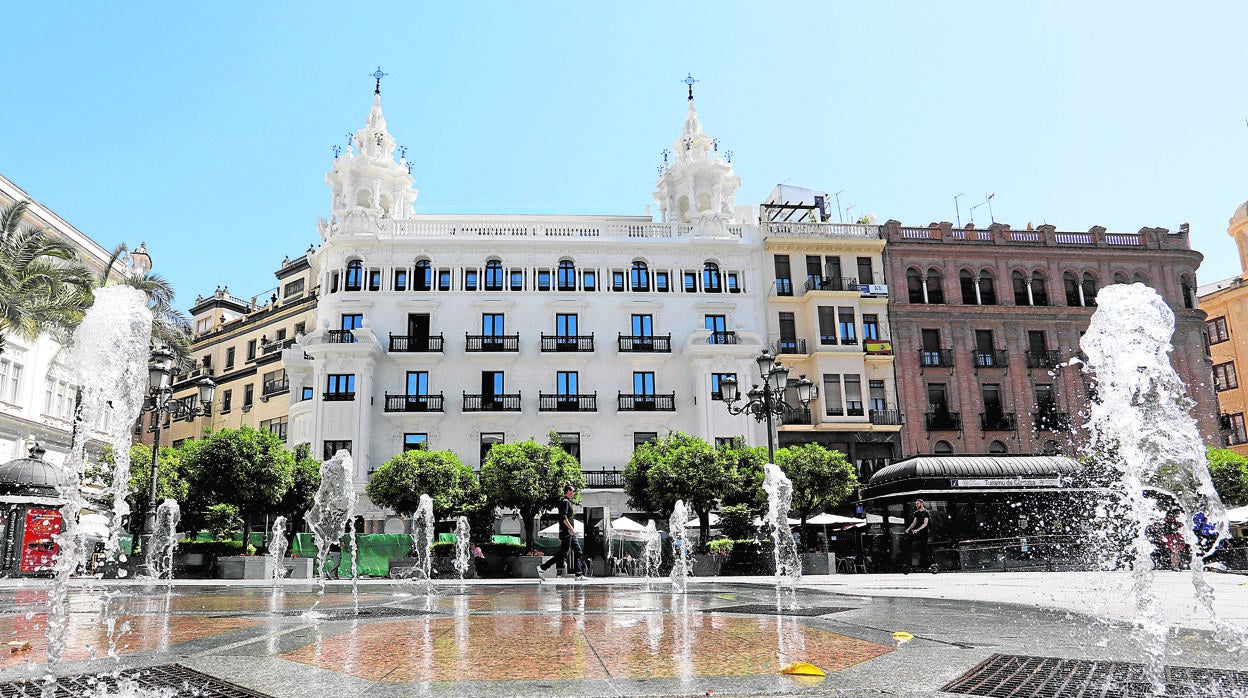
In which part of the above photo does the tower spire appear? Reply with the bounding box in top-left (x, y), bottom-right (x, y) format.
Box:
top-left (371, 66), bottom-right (388, 95)
top-left (683, 73), bottom-right (698, 101)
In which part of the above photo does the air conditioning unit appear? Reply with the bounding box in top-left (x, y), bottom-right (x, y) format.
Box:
top-left (242, 404), bottom-right (252, 413)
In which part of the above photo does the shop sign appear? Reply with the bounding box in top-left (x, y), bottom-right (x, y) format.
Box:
top-left (19, 508), bottom-right (61, 573)
top-left (950, 477), bottom-right (1063, 488)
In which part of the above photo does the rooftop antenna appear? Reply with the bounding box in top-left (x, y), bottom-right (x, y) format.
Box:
top-left (954, 193), bottom-right (965, 227)
top-left (968, 193), bottom-right (996, 225)
top-left (834, 189), bottom-right (845, 224)
top-left (844, 203), bottom-right (856, 223)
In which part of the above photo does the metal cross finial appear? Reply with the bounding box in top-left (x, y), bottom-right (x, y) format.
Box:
top-left (683, 73), bottom-right (698, 100)
top-left (724, 150), bottom-right (733, 163)
top-left (345, 132), bottom-right (354, 147)
top-left (332, 144), bottom-right (341, 159)
top-left (371, 66), bottom-right (388, 95)
top-left (712, 138), bottom-right (719, 152)
top-left (399, 145), bottom-right (408, 161)
top-left (661, 148), bottom-right (670, 164)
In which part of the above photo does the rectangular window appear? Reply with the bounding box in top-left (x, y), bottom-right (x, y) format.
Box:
top-left (222, 389), bottom-right (233, 413)
top-left (438, 269), bottom-right (452, 291)
top-left (838, 307), bottom-right (856, 343)
top-left (406, 371), bottom-right (429, 395)
top-left (632, 314), bottom-right (653, 337)
top-left (225, 347), bottom-right (236, 369)
top-left (727, 273), bottom-right (740, 293)
top-left (465, 269), bottom-right (479, 291)
top-left (1214, 362), bottom-right (1239, 392)
top-left (538, 269), bottom-right (552, 291)
top-left (323, 440), bottom-right (352, 460)
top-left (818, 307), bottom-right (837, 345)
top-left (655, 271), bottom-right (669, 292)
top-left (482, 313), bottom-right (505, 336)
top-left (633, 371), bottom-right (656, 396)
top-left (1035, 384), bottom-right (1056, 413)
top-left (243, 383), bottom-right (254, 408)
top-left (844, 374), bottom-right (863, 415)
top-left (612, 271), bottom-right (625, 292)
top-left (823, 374), bottom-right (843, 416)
top-left (341, 313), bottom-right (363, 343)
top-left (633, 432), bottom-right (658, 450)
top-left (260, 417), bottom-right (288, 441)
top-left (480, 433), bottom-right (504, 464)
top-left (1228, 413), bottom-right (1248, 446)
top-left (283, 278), bottom-right (305, 298)
top-left (684, 271), bottom-right (698, 292)
top-left (368, 269), bottom-right (381, 291)
top-left (857, 257), bottom-right (874, 286)
top-left (1208, 317), bottom-right (1230, 344)
top-left (869, 379), bottom-right (887, 412)
top-left (711, 372), bottom-right (736, 401)
top-left (246, 340), bottom-right (257, 360)
top-left (863, 314), bottom-right (880, 341)
top-left (806, 255), bottom-right (823, 289)
top-left (557, 371), bottom-right (579, 396)
top-left (301, 386), bottom-right (313, 401)
top-left (927, 383), bottom-right (949, 413)
top-left (330, 271), bottom-right (340, 293)
top-left (326, 374), bottom-right (356, 398)
top-left (705, 314), bottom-right (727, 344)
top-left (583, 270), bottom-right (596, 291)
top-left (556, 432), bottom-right (580, 460)
top-left (774, 254), bottom-right (793, 296)
top-left (556, 314), bottom-right (578, 337)
top-left (982, 383), bottom-right (1003, 416)
top-left (558, 264), bottom-right (576, 291)
top-left (511, 269), bottom-right (525, 291)
top-left (394, 269), bottom-right (408, 291)
top-left (404, 433), bottom-right (428, 452)
top-left (779, 312), bottom-right (797, 352)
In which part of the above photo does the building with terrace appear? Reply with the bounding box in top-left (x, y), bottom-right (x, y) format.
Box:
top-left (1195, 198), bottom-right (1248, 457)
top-left (881, 219), bottom-right (1214, 458)
top-left (283, 83), bottom-right (773, 531)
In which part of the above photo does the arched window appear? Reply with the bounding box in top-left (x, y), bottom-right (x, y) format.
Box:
top-left (907, 268), bottom-right (925, 303)
top-left (345, 260), bottom-right (363, 291)
top-left (1063, 272), bottom-right (1080, 306)
top-left (1012, 271), bottom-right (1029, 305)
top-left (960, 269), bottom-right (977, 304)
top-left (989, 440), bottom-right (1008, 454)
top-left (558, 260), bottom-right (576, 291)
top-left (933, 440), bottom-right (953, 455)
top-left (631, 261), bottom-right (650, 292)
top-left (1113, 272), bottom-right (1128, 285)
top-left (414, 260), bottom-right (432, 291)
top-left (979, 270), bottom-right (998, 305)
top-left (484, 260), bottom-right (504, 291)
top-left (1132, 272), bottom-right (1148, 285)
top-left (1031, 271), bottom-right (1049, 306)
top-left (703, 262), bottom-right (722, 293)
top-left (1181, 273), bottom-right (1196, 309)
top-left (1082, 272), bottom-right (1098, 307)
top-left (925, 269), bottom-right (945, 304)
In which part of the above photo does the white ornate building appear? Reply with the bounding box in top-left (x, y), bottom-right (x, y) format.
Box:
top-left (285, 85), bottom-right (776, 531)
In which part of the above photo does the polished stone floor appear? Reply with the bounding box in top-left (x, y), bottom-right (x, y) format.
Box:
top-left (0, 576), bottom-right (1241, 697)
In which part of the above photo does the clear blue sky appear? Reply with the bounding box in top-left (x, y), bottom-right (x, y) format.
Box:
top-left (4, 3), bottom-right (1247, 309)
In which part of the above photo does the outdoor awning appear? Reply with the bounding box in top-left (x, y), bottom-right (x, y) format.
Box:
top-left (862, 455), bottom-right (1083, 499)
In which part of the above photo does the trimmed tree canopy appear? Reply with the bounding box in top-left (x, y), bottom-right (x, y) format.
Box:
top-left (624, 432), bottom-right (731, 542)
top-left (366, 448), bottom-right (478, 520)
top-left (1207, 447), bottom-right (1248, 508)
top-left (182, 427), bottom-right (295, 539)
top-left (774, 443), bottom-right (858, 544)
top-left (479, 438), bottom-right (583, 550)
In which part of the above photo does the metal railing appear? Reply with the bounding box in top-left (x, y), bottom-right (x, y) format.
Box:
top-left (465, 334), bottom-right (520, 352)
top-left (1032, 410), bottom-right (1071, 431)
top-left (384, 393), bottom-right (445, 412)
top-left (957, 535), bottom-right (1094, 572)
top-left (804, 276), bottom-right (859, 293)
top-left (618, 334), bottom-right (672, 352)
top-left (763, 221), bottom-right (881, 240)
top-left (462, 392), bottom-right (522, 412)
top-left (780, 408), bottom-right (811, 425)
top-left (261, 378), bottom-right (289, 396)
top-left (870, 409), bottom-right (902, 425)
top-left (617, 393), bottom-right (676, 411)
top-left (538, 393), bottom-right (598, 412)
top-left (925, 412), bottom-right (962, 431)
top-left (1025, 349), bottom-right (1062, 370)
top-left (707, 331), bottom-right (737, 345)
top-left (540, 334), bottom-right (595, 352)
top-left (974, 350), bottom-right (1009, 368)
top-left (389, 334), bottom-right (444, 352)
top-left (777, 338), bottom-right (807, 354)
top-left (920, 349), bottom-right (955, 368)
top-left (323, 392), bottom-right (355, 402)
top-left (583, 470), bottom-right (626, 488)
top-left (326, 330), bottom-right (355, 344)
top-left (980, 412), bottom-right (1017, 431)
top-left (262, 338), bottom-right (295, 355)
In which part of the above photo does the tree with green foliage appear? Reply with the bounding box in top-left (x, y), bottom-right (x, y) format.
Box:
top-left (90, 442), bottom-right (192, 534)
top-left (182, 427), bottom-right (294, 544)
top-left (479, 437), bottom-right (584, 551)
top-left (1207, 447), bottom-right (1248, 508)
top-left (367, 448), bottom-right (479, 521)
top-left (276, 443), bottom-right (321, 531)
top-left (774, 443), bottom-right (858, 547)
top-left (717, 440), bottom-right (769, 512)
top-left (624, 432), bottom-right (731, 543)
top-left (0, 201), bottom-right (94, 355)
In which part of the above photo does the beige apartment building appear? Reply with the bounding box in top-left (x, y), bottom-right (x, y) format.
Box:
top-left (1197, 200), bottom-right (1248, 456)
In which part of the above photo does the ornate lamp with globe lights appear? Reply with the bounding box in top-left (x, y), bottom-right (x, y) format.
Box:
top-left (141, 347), bottom-right (215, 535)
top-left (718, 350), bottom-right (815, 463)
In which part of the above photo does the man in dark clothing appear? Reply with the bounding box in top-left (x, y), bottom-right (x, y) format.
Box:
top-left (903, 499), bottom-right (936, 573)
top-left (538, 485), bottom-right (585, 582)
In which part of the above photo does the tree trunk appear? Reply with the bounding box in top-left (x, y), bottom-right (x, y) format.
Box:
top-left (240, 510), bottom-right (250, 555)
top-left (699, 509), bottom-right (710, 548)
top-left (522, 508), bottom-right (537, 551)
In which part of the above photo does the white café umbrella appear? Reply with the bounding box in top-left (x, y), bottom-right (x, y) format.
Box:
top-left (609, 516), bottom-right (652, 541)
top-left (682, 511), bottom-right (721, 528)
top-left (536, 519), bottom-right (584, 544)
top-left (1226, 505), bottom-right (1248, 525)
top-left (806, 513), bottom-right (865, 526)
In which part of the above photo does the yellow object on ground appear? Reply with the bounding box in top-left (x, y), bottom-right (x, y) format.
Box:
top-left (779, 661), bottom-right (826, 676)
top-left (892, 631), bottom-right (914, 646)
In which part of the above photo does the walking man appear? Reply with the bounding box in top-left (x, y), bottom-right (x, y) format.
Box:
top-left (538, 485), bottom-right (585, 582)
top-left (903, 499), bottom-right (936, 573)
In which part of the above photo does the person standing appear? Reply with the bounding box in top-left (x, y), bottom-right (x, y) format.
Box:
top-left (538, 485), bottom-right (585, 582)
top-left (903, 499), bottom-right (936, 574)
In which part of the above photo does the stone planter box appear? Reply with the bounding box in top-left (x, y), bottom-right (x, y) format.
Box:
top-left (216, 555), bottom-right (268, 580)
top-left (277, 557), bottom-right (313, 579)
top-left (801, 552), bottom-right (833, 575)
top-left (691, 554), bottom-right (722, 577)
top-left (388, 557), bottom-right (423, 579)
top-left (389, 556), bottom-right (477, 580)
top-left (507, 556), bottom-right (549, 578)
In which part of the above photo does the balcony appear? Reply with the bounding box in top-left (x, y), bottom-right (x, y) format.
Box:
top-left (981, 412), bottom-right (1017, 431)
top-left (707, 331), bottom-right (738, 345)
top-left (864, 340), bottom-right (893, 355)
top-left (1025, 350), bottom-right (1062, 370)
top-left (840, 337), bottom-right (859, 347)
top-left (775, 279), bottom-right (794, 297)
top-left (1032, 410), bottom-right (1071, 432)
top-left (540, 334), bottom-right (595, 352)
top-left (261, 378), bottom-right (289, 397)
top-left (870, 409), bottom-right (902, 425)
top-left (384, 393), bottom-right (446, 413)
top-left (326, 330), bottom-right (355, 344)
top-left (389, 334), bottom-right (445, 353)
top-left (780, 408), bottom-right (812, 425)
top-left (538, 393), bottom-right (598, 412)
top-left (465, 334), bottom-right (520, 352)
top-left (920, 349), bottom-right (955, 368)
top-left (805, 276), bottom-right (858, 293)
top-left (925, 412), bottom-right (962, 431)
top-left (262, 338), bottom-right (295, 355)
top-left (974, 350), bottom-right (1009, 369)
top-left (323, 391), bottom-right (355, 402)
top-left (463, 392), bottom-right (522, 412)
top-left (777, 338), bottom-right (807, 354)
top-left (583, 470), bottom-right (625, 488)
top-left (617, 393), bottom-right (676, 411)
top-left (618, 334), bottom-right (672, 353)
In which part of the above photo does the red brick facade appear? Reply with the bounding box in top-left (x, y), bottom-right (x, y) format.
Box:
top-left (881, 220), bottom-right (1216, 457)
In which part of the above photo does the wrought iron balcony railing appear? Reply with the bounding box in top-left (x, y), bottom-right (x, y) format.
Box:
top-left (777, 338), bottom-right (807, 354)
top-left (465, 334), bottom-right (520, 352)
top-left (980, 412), bottom-right (1017, 431)
top-left (617, 334), bottom-right (672, 352)
top-left (326, 329), bottom-right (356, 344)
top-left (925, 411), bottom-right (962, 431)
top-left (540, 334), bottom-right (595, 352)
top-left (389, 334), bottom-right (444, 352)
top-left (920, 349), bottom-right (955, 368)
top-left (583, 470), bottom-right (625, 488)
top-left (1025, 349), bottom-right (1062, 370)
top-left (707, 331), bottom-right (738, 345)
top-left (870, 409), bottom-right (902, 425)
top-left (384, 393), bottom-right (446, 413)
top-left (261, 378), bottom-right (289, 397)
top-left (974, 349), bottom-right (1009, 368)
top-left (1032, 410), bottom-right (1071, 432)
top-left (462, 392), bottom-right (522, 412)
top-left (617, 393), bottom-right (676, 411)
top-left (538, 393), bottom-right (598, 412)
top-left (323, 391), bottom-right (355, 402)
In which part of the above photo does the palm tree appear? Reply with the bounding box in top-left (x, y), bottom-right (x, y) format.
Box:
top-left (0, 201), bottom-right (94, 355)
top-left (98, 243), bottom-right (192, 365)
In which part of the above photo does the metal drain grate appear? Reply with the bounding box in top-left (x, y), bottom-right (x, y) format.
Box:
top-left (942, 654), bottom-right (1248, 697)
top-left (282, 605), bottom-right (439, 619)
top-left (704, 604), bottom-right (853, 617)
top-left (0, 664), bottom-right (270, 697)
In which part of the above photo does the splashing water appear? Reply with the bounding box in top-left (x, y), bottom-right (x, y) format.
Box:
top-left (304, 449), bottom-right (357, 614)
top-left (669, 501), bottom-right (691, 593)
top-left (144, 499), bottom-right (180, 581)
top-left (47, 286), bottom-right (152, 678)
top-left (643, 519), bottom-right (662, 587)
top-left (411, 494), bottom-right (435, 594)
top-left (268, 516), bottom-right (288, 585)
top-left (763, 463), bottom-right (801, 607)
top-left (1081, 283), bottom-right (1248, 690)
top-left (453, 516), bottom-right (471, 580)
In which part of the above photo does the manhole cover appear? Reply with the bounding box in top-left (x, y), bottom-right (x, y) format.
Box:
top-left (282, 605), bottom-right (439, 619)
top-left (0, 664), bottom-right (269, 697)
top-left (704, 604), bottom-right (853, 617)
top-left (942, 654), bottom-right (1248, 697)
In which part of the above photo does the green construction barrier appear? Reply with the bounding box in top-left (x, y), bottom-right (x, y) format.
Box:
top-left (492, 535), bottom-right (522, 546)
top-left (436, 532), bottom-right (457, 544)
top-left (292, 533), bottom-right (416, 577)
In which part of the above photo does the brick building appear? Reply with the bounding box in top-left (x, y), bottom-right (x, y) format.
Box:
top-left (881, 220), bottom-right (1214, 458)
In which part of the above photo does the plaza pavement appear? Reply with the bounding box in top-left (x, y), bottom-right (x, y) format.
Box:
top-left (0, 571), bottom-right (1241, 697)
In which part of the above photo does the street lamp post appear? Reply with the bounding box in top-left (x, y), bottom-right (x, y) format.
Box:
top-left (142, 347), bottom-right (215, 535)
top-left (718, 350), bottom-right (814, 463)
